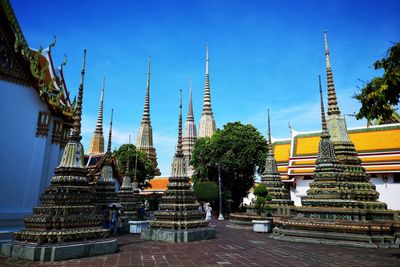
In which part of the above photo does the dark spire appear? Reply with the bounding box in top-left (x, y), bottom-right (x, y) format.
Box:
top-left (125, 135), bottom-right (131, 176)
top-left (176, 89), bottom-right (183, 157)
top-left (267, 109), bottom-right (274, 156)
top-left (202, 44), bottom-right (212, 115)
top-left (319, 75), bottom-right (330, 138)
top-left (107, 109), bottom-right (113, 153)
top-left (142, 57), bottom-right (151, 123)
top-left (324, 31), bottom-right (341, 116)
top-left (70, 49), bottom-right (86, 142)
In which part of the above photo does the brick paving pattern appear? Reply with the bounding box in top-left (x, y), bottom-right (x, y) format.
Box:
top-left (1, 219), bottom-right (399, 266)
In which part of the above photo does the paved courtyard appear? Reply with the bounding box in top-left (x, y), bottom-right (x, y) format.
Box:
top-left (1, 219), bottom-right (400, 267)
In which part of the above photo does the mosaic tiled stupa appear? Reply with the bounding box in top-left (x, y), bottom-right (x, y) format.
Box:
top-left (323, 31), bottom-right (385, 209)
top-left (141, 90), bottom-right (215, 242)
top-left (1, 50), bottom-right (117, 261)
top-left (117, 139), bottom-right (140, 225)
top-left (94, 109), bottom-right (119, 210)
top-left (273, 74), bottom-right (400, 248)
top-left (261, 109), bottom-right (294, 215)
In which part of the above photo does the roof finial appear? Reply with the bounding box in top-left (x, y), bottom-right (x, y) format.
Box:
top-left (94, 78), bottom-right (105, 134)
top-left (187, 79), bottom-right (194, 118)
top-left (125, 135), bottom-right (131, 176)
top-left (70, 49), bottom-right (86, 142)
top-left (323, 31), bottom-right (341, 116)
top-left (202, 44), bottom-right (212, 115)
top-left (142, 57), bottom-right (151, 123)
top-left (319, 75), bottom-right (329, 137)
top-left (176, 89), bottom-right (183, 157)
top-left (206, 43), bottom-right (209, 75)
top-left (107, 109), bottom-right (113, 153)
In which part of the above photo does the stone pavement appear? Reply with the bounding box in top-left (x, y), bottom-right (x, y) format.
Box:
top-left (1, 219), bottom-right (399, 267)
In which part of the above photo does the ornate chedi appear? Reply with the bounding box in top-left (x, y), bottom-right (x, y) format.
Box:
top-left (1, 50), bottom-right (117, 261)
top-left (198, 45), bottom-right (217, 138)
top-left (272, 75), bottom-right (400, 248)
top-left (141, 90), bottom-right (215, 242)
top-left (117, 139), bottom-right (140, 225)
top-left (323, 31), bottom-right (385, 209)
top-left (136, 57), bottom-right (161, 176)
top-left (182, 80), bottom-right (197, 176)
top-left (261, 109), bottom-right (294, 215)
top-left (88, 78), bottom-right (105, 154)
top-left (94, 109), bottom-right (119, 210)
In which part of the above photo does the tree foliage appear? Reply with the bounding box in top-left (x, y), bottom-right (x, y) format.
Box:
top-left (190, 122), bottom-right (268, 211)
top-left (354, 42), bottom-right (400, 124)
top-left (193, 181), bottom-right (219, 202)
top-left (113, 144), bottom-right (155, 189)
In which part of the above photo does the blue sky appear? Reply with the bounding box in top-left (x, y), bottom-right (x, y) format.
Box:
top-left (12, 0), bottom-right (400, 176)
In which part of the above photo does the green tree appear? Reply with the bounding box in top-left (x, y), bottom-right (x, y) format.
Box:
top-left (354, 42), bottom-right (400, 124)
top-left (193, 181), bottom-right (219, 203)
top-left (190, 122), bottom-right (268, 211)
top-left (253, 184), bottom-right (272, 215)
top-left (113, 144), bottom-right (155, 189)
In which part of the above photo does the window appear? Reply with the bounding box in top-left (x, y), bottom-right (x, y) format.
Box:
top-left (36, 111), bottom-right (51, 137)
top-left (393, 173), bottom-right (400, 184)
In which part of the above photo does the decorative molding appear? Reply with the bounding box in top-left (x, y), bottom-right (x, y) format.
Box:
top-left (36, 111), bottom-right (51, 137)
top-left (60, 126), bottom-right (70, 147)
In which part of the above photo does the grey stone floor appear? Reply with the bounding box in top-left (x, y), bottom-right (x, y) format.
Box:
top-left (1, 219), bottom-right (400, 266)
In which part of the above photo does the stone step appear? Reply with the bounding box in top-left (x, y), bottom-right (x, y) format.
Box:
top-left (273, 227), bottom-right (395, 247)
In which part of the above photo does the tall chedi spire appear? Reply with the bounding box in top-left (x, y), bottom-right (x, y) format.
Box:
top-left (323, 31), bottom-right (384, 209)
top-left (94, 109), bottom-right (119, 210)
top-left (136, 57), bottom-right (160, 176)
top-left (88, 78), bottom-right (105, 154)
top-left (261, 109), bottom-right (294, 213)
top-left (198, 44), bottom-right (216, 137)
top-left (143, 89), bottom-right (214, 242)
top-left (182, 80), bottom-right (197, 176)
top-left (10, 50), bottom-right (116, 258)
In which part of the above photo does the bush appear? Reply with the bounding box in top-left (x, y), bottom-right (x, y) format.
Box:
top-left (254, 184), bottom-right (268, 197)
top-left (193, 181), bottom-right (219, 202)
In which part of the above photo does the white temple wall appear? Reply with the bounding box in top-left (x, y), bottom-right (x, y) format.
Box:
top-left (290, 175), bottom-right (400, 210)
top-left (38, 116), bottom-right (63, 198)
top-left (290, 177), bottom-right (312, 206)
top-left (0, 80), bottom-right (49, 241)
top-left (371, 174), bottom-right (400, 210)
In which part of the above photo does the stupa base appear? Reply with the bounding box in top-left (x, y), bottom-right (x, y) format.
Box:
top-left (272, 217), bottom-right (400, 249)
top-left (1, 238), bottom-right (117, 261)
top-left (141, 227), bottom-right (215, 243)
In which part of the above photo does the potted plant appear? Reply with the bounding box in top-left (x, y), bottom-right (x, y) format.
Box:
top-left (252, 184), bottom-right (272, 233)
top-left (128, 205), bottom-right (150, 234)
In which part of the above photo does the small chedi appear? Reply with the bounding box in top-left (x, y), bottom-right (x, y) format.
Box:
top-left (1, 50), bottom-right (117, 261)
top-left (94, 109), bottom-right (119, 210)
top-left (141, 90), bottom-right (215, 242)
top-left (260, 109), bottom-right (294, 215)
top-left (117, 140), bottom-right (141, 228)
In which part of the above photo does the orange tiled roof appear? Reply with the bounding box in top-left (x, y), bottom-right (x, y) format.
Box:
top-left (144, 177), bottom-right (169, 191)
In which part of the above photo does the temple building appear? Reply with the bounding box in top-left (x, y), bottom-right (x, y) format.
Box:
top-left (182, 80), bottom-right (197, 176)
top-left (198, 45), bottom-right (217, 138)
top-left (2, 50), bottom-right (118, 260)
top-left (0, 0), bottom-right (74, 242)
top-left (87, 78), bottom-right (105, 155)
top-left (136, 57), bottom-right (161, 176)
top-left (141, 90), bottom-right (215, 242)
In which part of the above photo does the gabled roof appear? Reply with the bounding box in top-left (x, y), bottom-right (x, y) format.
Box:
top-left (0, 0), bottom-right (73, 120)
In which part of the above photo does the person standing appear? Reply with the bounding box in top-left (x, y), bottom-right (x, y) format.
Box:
top-left (108, 205), bottom-right (119, 237)
top-left (205, 203), bottom-right (212, 225)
